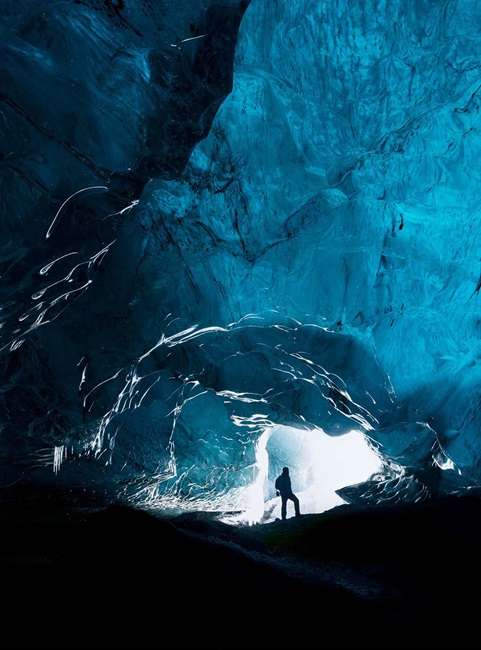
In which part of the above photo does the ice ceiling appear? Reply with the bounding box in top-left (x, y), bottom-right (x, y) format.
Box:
top-left (1, 0), bottom-right (480, 521)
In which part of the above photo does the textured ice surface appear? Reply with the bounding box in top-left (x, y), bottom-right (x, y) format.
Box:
top-left (1, 0), bottom-right (480, 514)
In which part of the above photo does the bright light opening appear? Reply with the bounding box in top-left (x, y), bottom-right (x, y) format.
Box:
top-left (225, 425), bottom-right (383, 525)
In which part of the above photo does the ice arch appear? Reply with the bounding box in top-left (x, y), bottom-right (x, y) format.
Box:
top-left (264, 426), bottom-right (383, 521)
top-left (227, 425), bottom-right (383, 525)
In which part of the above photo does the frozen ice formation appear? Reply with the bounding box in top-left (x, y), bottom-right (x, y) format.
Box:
top-left (1, 0), bottom-right (480, 518)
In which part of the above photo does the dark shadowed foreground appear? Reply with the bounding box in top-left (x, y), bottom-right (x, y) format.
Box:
top-left (2, 495), bottom-right (481, 641)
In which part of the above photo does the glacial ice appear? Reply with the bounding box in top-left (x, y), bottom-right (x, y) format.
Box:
top-left (1, 0), bottom-right (480, 520)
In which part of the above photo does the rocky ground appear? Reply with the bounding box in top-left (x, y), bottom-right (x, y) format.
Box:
top-left (2, 494), bottom-right (481, 641)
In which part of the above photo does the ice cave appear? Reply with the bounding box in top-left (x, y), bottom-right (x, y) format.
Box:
top-left (1, 0), bottom-right (481, 528)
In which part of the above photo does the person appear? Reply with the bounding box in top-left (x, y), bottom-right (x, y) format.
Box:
top-left (275, 466), bottom-right (301, 521)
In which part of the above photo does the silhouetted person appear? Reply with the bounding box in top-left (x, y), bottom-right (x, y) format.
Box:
top-left (275, 466), bottom-right (301, 521)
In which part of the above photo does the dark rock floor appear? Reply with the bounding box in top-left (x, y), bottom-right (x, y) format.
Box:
top-left (2, 494), bottom-right (481, 641)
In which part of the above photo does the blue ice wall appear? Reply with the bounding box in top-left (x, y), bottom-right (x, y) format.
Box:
top-left (1, 0), bottom-right (480, 508)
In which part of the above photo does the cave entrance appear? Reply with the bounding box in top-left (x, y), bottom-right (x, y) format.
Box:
top-left (252, 425), bottom-right (383, 524)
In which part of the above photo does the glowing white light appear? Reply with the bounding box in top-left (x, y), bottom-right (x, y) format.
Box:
top-left (228, 425), bottom-right (383, 525)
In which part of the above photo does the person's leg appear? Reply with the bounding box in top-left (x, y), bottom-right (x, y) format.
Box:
top-left (281, 495), bottom-right (287, 520)
top-left (291, 493), bottom-right (301, 516)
